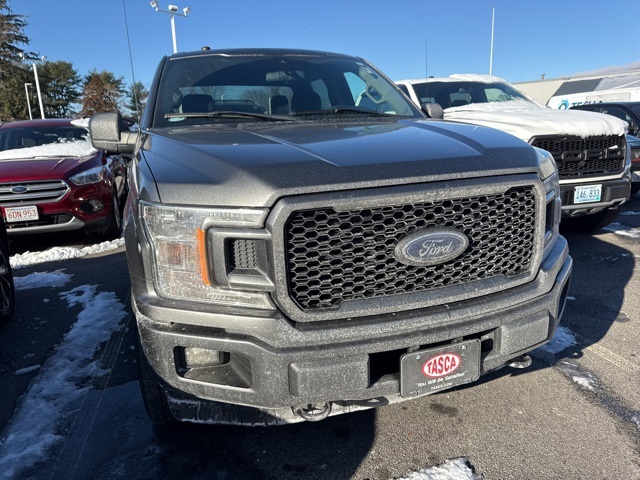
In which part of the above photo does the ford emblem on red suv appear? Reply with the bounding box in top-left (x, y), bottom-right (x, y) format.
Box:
top-left (394, 227), bottom-right (469, 266)
top-left (10, 186), bottom-right (28, 194)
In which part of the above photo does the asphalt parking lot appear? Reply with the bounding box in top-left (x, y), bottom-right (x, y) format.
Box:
top-left (0, 194), bottom-right (639, 480)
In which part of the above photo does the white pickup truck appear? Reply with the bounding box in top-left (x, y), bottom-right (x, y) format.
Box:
top-left (396, 75), bottom-right (632, 231)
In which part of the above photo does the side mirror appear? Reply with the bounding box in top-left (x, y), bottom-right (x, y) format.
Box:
top-left (422, 103), bottom-right (444, 119)
top-left (628, 121), bottom-right (639, 137)
top-left (89, 112), bottom-right (136, 154)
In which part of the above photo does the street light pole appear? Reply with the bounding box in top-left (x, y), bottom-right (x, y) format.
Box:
top-left (24, 83), bottom-right (33, 120)
top-left (18, 53), bottom-right (46, 119)
top-left (150, 2), bottom-right (190, 54)
top-left (170, 14), bottom-right (177, 54)
top-left (33, 62), bottom-right (45, 119)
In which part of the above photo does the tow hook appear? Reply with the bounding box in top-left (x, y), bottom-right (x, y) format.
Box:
top-left (508, 355), bottom-right (532, 369)
top-left (294, 402), bottom-right (332, 422)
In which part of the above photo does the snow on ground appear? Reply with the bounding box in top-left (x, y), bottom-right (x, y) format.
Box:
top-left (603, 223), bottom-right (640, 239)
top-left (398, 458), bottom-right (480, 480)
top-left (10, 238), bottom-right (124, 270)
top-left (0, 284), bottom-right (127, 479)
top-left (13, 269), bottom-right (73, 290)
top-left (557, 361), bottom-right (598, 393)
top-left (619, 211), bottom-right (640, 216)
top-left (539, 325), bottom-right (577, 354)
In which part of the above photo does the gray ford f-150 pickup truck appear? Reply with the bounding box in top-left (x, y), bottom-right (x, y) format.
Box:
top-left (89, 48), bottom-right (572, 426)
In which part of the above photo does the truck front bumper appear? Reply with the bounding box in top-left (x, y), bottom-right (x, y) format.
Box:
top-left (135, 237), bottom-right (572, 425)
top-left (559, 174), bottom-right (631, 217)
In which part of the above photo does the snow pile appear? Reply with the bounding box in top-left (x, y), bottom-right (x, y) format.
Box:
top-left (539, 326), bottom-right (577, 354)
top-left (0, 137), bottom-right (97, 161)
top-left (603, 223), bottom-right (640, 239)
top-left (13, 269), bottom-right (73, 290)
top-left (10, 238), bottom-right (124, 270)
top-left (0, 284), bottom-right (127, 479)
top-left (398, 458), bottom-right (480, 480)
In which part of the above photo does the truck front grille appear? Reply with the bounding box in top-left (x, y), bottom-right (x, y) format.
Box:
top-left (531, 135), bottom-right (625, 178)
top-left (284, 186), bottom-right (537, 311)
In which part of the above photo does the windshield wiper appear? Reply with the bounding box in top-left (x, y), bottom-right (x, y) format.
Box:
top-left (164, 111), bottom-right (296, 122)
top-left (291, 107), bottom-right (400, 117)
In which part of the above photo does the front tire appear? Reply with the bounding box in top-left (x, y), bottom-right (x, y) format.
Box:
top-left (0, 222), bottom-right (14, 324)
top-left (136, 338), bottom-right (176, 425)
top-left (102, 190), bottom-right (122, 240)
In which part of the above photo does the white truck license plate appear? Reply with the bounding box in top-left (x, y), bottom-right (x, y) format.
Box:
top-left (5, 205), bottom-right (39, 222)
top-left (574, 185), bottom-right (602, 204)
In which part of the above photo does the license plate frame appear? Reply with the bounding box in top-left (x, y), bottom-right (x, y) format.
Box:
top-left (400, 340), bottom-right (481, 397)
top-left (5, 205), bottom-right (39, 223)
top-left (574, 184), bottom-right (602, 204)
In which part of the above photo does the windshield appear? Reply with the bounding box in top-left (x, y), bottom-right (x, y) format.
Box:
top-left (152, 53), bottom-right (421, 127)
top-left (0, 124), bottom-right (95, 160)
top-left (410, 81), bottom-right (531, 110)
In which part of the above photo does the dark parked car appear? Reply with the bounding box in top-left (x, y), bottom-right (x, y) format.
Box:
top-left (0, 119), bottom-right (127, 238)
top-left (570, 102), bottom-right (640, 137)
top-left (0, 215), bottom-right (14, 324)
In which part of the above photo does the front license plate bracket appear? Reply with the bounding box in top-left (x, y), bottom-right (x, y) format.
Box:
top-left (400, 339), bottom-right (481, 397)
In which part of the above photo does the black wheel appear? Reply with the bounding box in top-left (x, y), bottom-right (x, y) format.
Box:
top-left (0, 222), bottom-right (14, 324)
top-left (562, 209), bottom-right (620, 232)
top-left (102, 190), bottom-right (122, 240)
top-left (136, 338), bottom-right (176, 425)
top-left (631, 183), bottom-right (640, 196)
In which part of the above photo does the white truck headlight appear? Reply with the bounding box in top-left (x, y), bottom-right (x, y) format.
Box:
top-left (141, 202), bottom-right (274, 309)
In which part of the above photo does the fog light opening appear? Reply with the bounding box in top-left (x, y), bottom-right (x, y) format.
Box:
top-left (80, 199), bottom-right (105, 213)
top-left (183, 347), bottom-right (225, 368)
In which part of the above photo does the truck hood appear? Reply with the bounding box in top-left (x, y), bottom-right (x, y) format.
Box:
top-left (444, 100), bottom-right (627, 142)
top-left (142, 119), bottom-right (547, 207)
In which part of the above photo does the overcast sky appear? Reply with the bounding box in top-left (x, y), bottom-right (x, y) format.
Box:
top-left (16, 0), bottom-right (640, 88)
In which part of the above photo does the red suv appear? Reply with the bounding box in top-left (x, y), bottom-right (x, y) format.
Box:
top-left (0, 119), bottom-right (127, 238)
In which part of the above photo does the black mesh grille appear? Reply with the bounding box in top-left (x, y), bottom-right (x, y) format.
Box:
top-left (531, 135), bottom-right (625, 178)
top-left (231, 239), bottom-right (258, 270)
top-left (284, 187), bottom-right (537, 311)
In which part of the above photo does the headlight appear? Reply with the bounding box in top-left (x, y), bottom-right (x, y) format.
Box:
top-left (70, 166), bottom-right (105, 185)
top-left (141, 202), bottom-right (274, 310)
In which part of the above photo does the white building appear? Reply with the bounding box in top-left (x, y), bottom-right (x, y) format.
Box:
top-left (515, 70), bottom-right (640, 109)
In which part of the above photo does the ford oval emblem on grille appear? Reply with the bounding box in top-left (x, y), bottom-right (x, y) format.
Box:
top-left (395, 227), bottom-right (469, 266)
top-left (10, 186), bottom-right (28, 194)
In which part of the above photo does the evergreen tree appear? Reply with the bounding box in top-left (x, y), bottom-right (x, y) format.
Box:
top-left (40, 61), bottom-right (80, 118)
top-left (0, 0), bottom-right (36, 121)
top-left (80, 73), bottom-right (120, 117)
top-left (82, 69), bottom-right (126, 114)
top-left (125, 81), bottom-right (149, 120)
